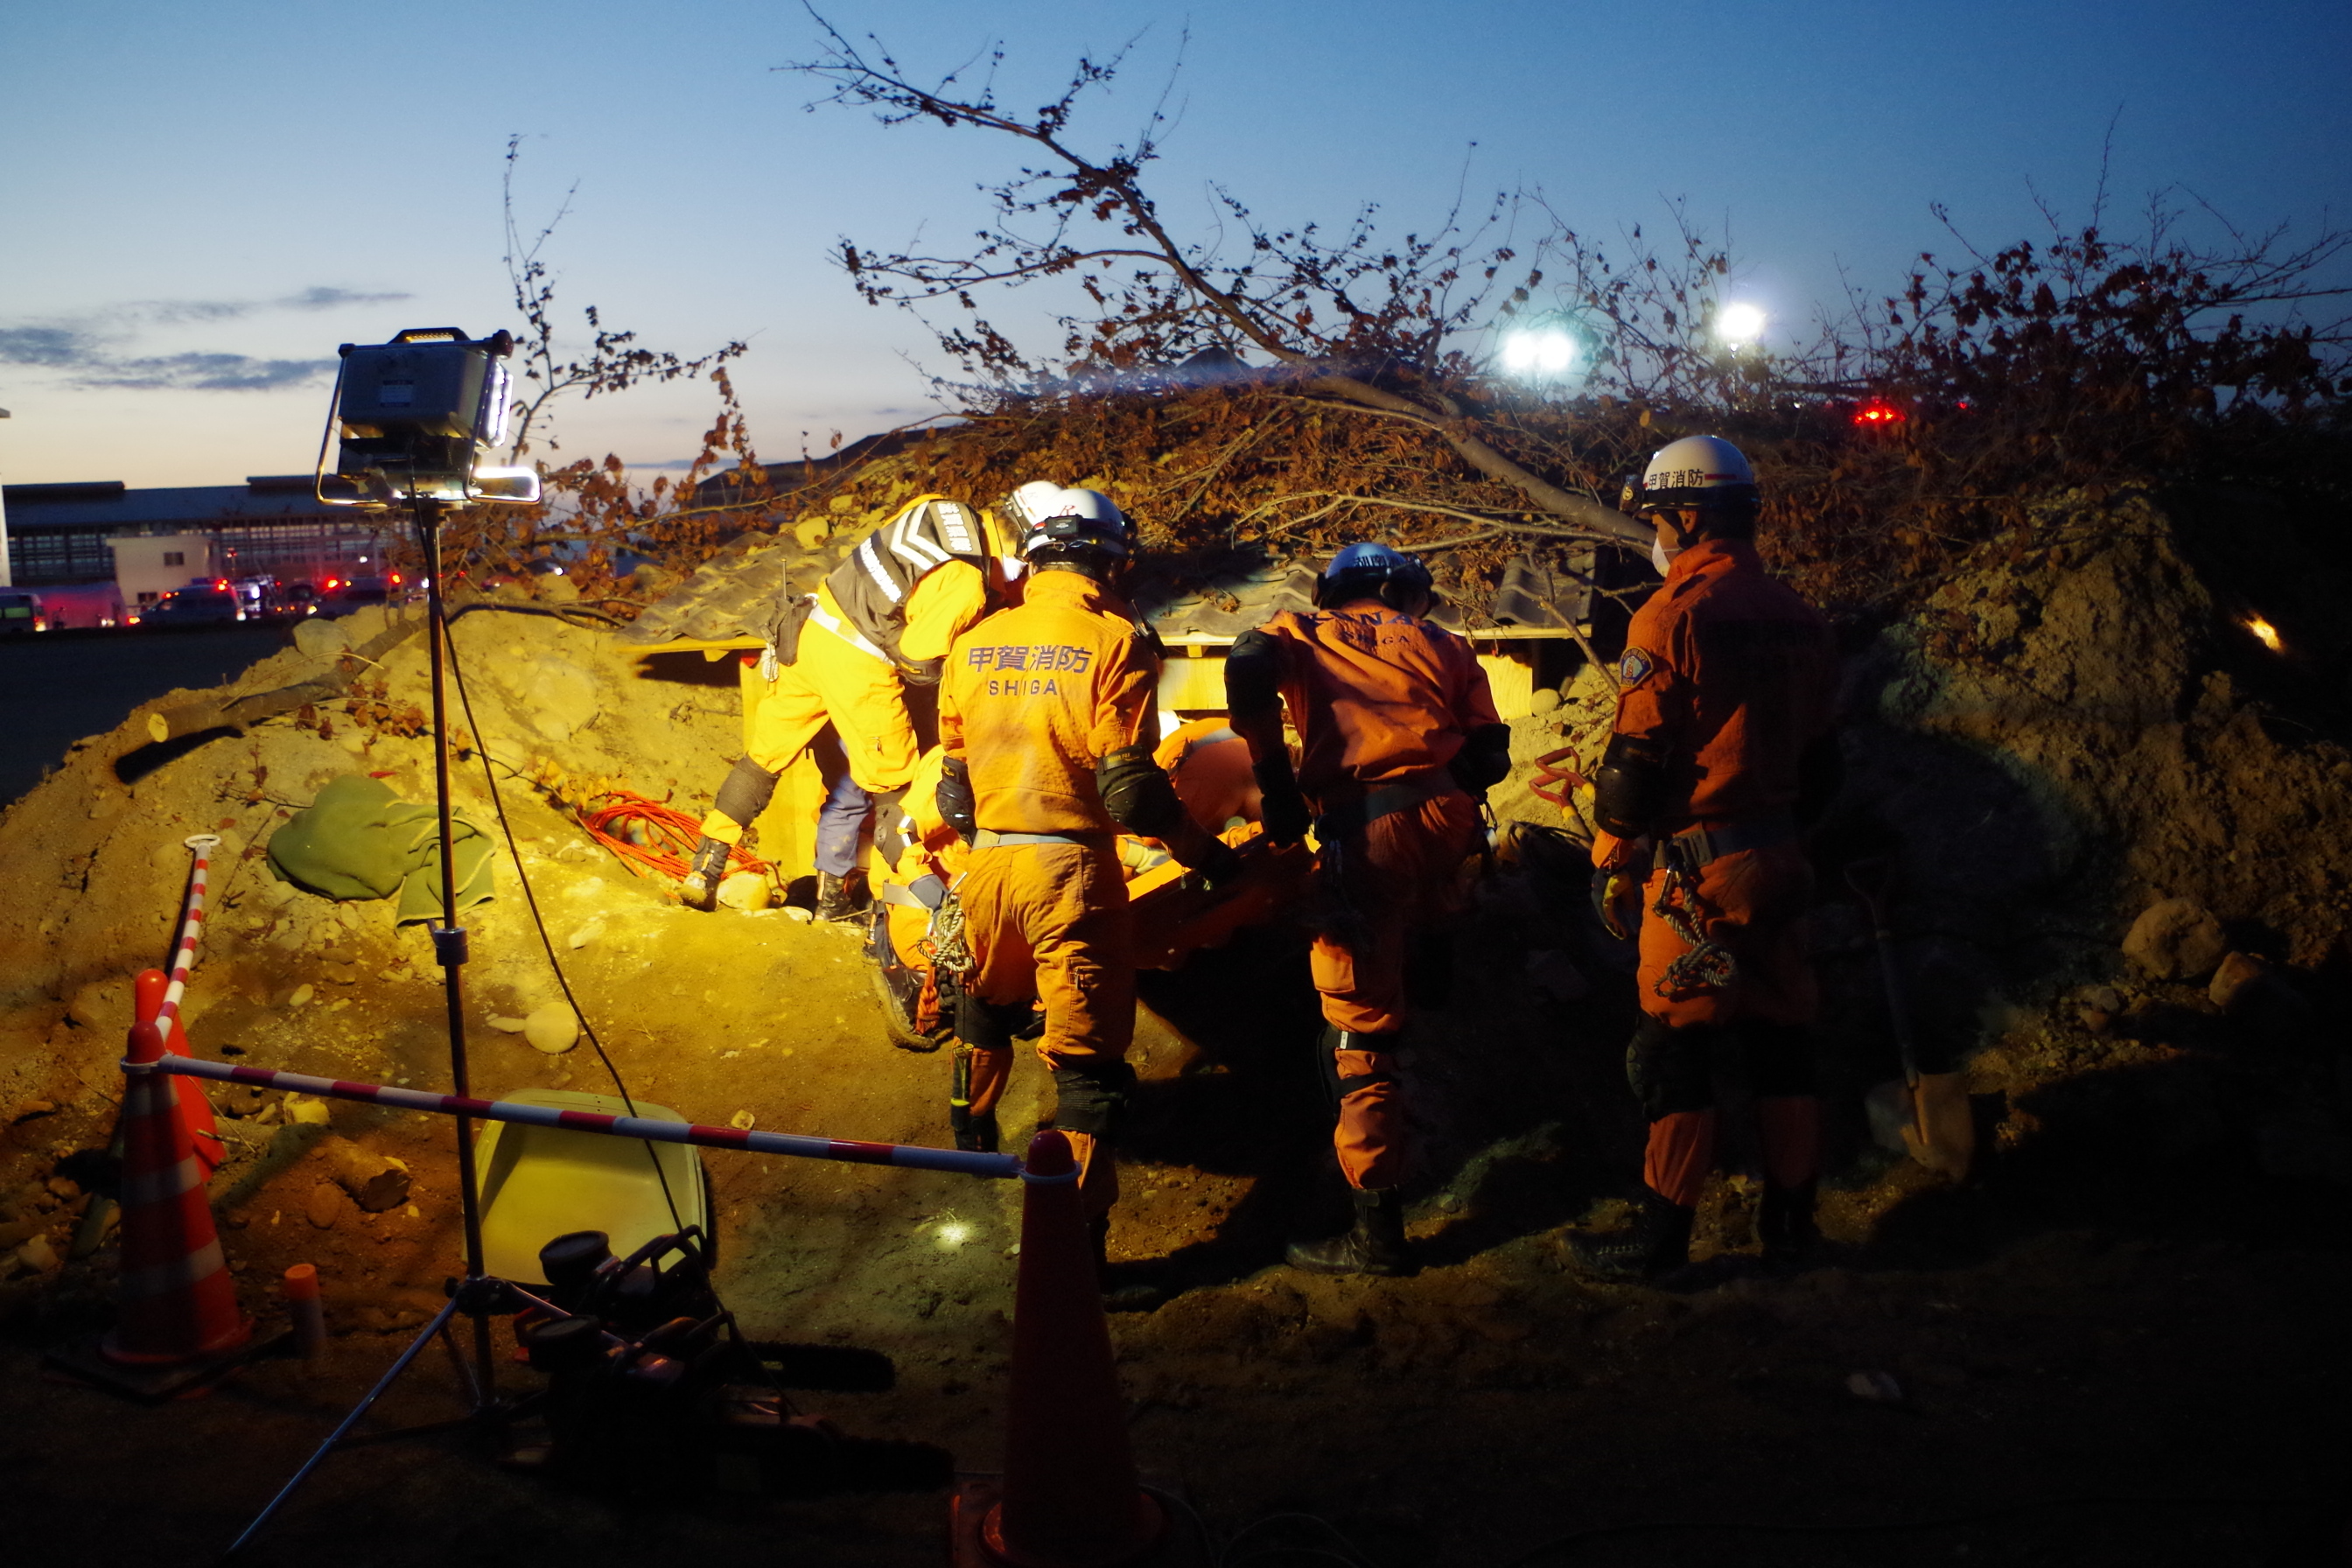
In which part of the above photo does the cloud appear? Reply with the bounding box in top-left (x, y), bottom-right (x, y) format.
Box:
top-left (0, 285), bottom-right (405, 391)
top-left (0, 326), bottom-right (94, 368)
top-left (82, 354), bottom-right (336, 392)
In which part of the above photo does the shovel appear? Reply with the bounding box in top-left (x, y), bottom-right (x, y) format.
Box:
top-left (1845, 858), bottom-right (1975, 1181)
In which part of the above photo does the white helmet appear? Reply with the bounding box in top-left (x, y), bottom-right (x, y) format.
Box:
top-left (999, 481), bottom-right (1133, 564)
top-left (1630, 435), bottom-right (1759, 513)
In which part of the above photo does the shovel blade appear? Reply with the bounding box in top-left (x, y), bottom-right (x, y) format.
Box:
top-left (1900, 1072), bottom-right (1976, 1181)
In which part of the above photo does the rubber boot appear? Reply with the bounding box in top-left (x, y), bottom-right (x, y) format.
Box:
top-left (816, 870), bottom-right (865, 922)
top-left (1088, 1215), bottom-right (1166, 1313)
top-left (1568, 1188), bottom-right (1694, 1283)
top-left (1285, 1186), bottom-right (1412, 1278)
top-left (1758, 1179), bottom-right (1819, 1270)
top-left (677, 836), bottom-right (731, 912)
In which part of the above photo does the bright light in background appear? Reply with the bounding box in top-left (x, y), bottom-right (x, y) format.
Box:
top-left (933, 1217), bottom-right (973, 1249)
top-left (2245, 615), bottom-right (2284, 653)
top-left (1501, 327), bottom-right (1578, 378)
top-left (1716, 302), bottom-right (1768, 346)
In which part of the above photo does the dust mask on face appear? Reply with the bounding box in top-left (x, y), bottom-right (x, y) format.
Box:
top-left (1650, 536), bottom-right (1674, 576)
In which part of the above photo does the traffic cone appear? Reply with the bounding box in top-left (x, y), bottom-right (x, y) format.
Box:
top-left (134, 969), bottom-right (225, 1179)
top-left (100, 1018), bottom-right (249, 1368)
top-left (973, 1130), bottom-right (1165, 1567)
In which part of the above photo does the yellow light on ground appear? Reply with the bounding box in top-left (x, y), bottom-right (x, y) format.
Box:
top-left (1717, 302), bottom-right (1767, 346)
top-left (2246, 616), bottom-right (2284, 653)
top-left (935, 1220), bottom-right (972, 1249)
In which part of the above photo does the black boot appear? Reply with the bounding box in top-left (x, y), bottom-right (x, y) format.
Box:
top-left (816, 870), bottom-right (866, 922)
top-left (1285, 1186), bottom-right (1412, 1278)
top-left (950, 1108), bottom-right (999, 1154)
top-left (1088, 1216), bottom-right (1166, 1313)
top-left (1758, 1180), bottom-right (1818, 1269)
top-left (1569, 1189), bottom-right (1694, 1283)
top-left (677, 836), bottom-right (732, 912)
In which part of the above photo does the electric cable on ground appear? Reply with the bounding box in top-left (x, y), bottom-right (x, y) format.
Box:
top-left (442, 613), bottom-right (786, 1396)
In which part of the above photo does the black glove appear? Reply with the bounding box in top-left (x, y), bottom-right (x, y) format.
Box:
top-left (1253, 761), bottom-right (1311, 847)
top-left (1448, 722), bottom-right (1514, 799)
top-left (1193, 837), bottom-right (1245, 892)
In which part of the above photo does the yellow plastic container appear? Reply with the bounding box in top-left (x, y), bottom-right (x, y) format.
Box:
top-left (473, 1089), bottom-right (709, 1285)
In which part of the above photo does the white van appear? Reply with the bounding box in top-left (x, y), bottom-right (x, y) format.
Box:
top-left (0, 588), bottom-right (47, 634)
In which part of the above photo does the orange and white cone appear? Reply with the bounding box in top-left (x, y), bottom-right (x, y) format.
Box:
top-left (979, 1130), bottom-right (1164, 1567)
top-left (134, 968), bottom-right (225, 1180)
top-left (102, 1019), bottom-right (248, 1366)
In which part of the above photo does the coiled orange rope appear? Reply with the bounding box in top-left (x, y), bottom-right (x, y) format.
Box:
top-left (579, 790), bottom-right (771, 882)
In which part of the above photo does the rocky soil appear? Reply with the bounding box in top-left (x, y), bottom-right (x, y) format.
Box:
top-left (0, 488), bottom-right (2347, 1565)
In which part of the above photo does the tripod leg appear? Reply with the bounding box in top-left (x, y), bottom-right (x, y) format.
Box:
top-left (219, 1295), bottom-right (460, 1562)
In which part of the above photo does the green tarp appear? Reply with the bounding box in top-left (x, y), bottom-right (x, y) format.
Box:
top-left (265, 774), bottom-right (495, 922)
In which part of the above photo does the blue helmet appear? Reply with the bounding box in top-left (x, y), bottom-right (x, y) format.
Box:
top-left (1317, 541), bottom-right (1434, 608)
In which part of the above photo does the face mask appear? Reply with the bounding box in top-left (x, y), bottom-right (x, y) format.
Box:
top-left (1650, 536), bottom-right (1674, 576)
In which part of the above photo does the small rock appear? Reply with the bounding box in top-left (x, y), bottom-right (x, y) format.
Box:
top-left (1529, 688), bottom-right (1562, 716)
top-left (305, 1183), bottom-right (344, 1229)
top-left (523, 1003), bottom-right (579, 1055)
top-left (337, 732), bottom-right (368, 755)
top-left (567, 918), bottom-right (606, 950)
top-left (293, 618), bottom-right (352, 659)
top-left (150, 841), bottom-right (186, 870)
top-left (2208, 951), bottom-right (2271, 1012)
top-left (289, 984), bottom-right (314, 1008)
top-left (717, 872), bottom-right (772, 912)
top-left (783, 906), bottom-right (813, 924)
top-left (45, 1177), bottom-right (79, 1200)
top-left (13, 1235), bottom-right (60, 1275)
top-left (2122, 898), bottom-right (2229, 981)
top-left (9, 1100), bottom-right (56, 1124)
top-left (285, 1094), bottom-right (333, 1127)
top-left (486, 1015), bottom-right (528, 1033)
top-left (729, 1110), bottom-right (756, 1130)
top-left (1845, 1369), bottom-right (1904, 1404)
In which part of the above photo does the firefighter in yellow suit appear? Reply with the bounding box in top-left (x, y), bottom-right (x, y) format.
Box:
top-left (680, 495), bottom-right (1014, 919)
top-left (936, 483), bottom-right (1236, 1308)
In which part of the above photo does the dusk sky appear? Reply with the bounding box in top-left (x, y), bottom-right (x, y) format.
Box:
top-left (4, 0), bottom-right (2347, 491)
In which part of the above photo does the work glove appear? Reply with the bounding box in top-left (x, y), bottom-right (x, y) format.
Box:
top-left (1254, 764), bottom-right (1311, 848)
top-left (1590, 865), bottom-right (1645, 942)
top-left (678, 836), bottom-right (732, 913)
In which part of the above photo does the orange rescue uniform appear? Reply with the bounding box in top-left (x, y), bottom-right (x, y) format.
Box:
top-left (1242, 602), bottom-right (1499, 1189)
top-left (1595, 536), bottom-right (1837, 1207)
top-left (939, 569), bottom-right (1162, 1216)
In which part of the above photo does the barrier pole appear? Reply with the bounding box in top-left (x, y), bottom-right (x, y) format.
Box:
top-left (136, 1054), bottom-right (1026, 1181)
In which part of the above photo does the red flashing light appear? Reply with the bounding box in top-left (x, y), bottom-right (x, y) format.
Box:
top-left (215, 578), bottom-right (229, 590)
top-left (325, 578), bottom-right (340, 590)
top-left (388, 573), bottom-right (402, 585)
top-left (1852, 398), bottom-right (1907, 427)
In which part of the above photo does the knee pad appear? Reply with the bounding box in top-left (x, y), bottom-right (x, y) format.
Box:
top-left (1740, 1018), bottom-right (1817, 1098)
top-left (712, 756), bottom-right (780, 829)
top-left (1049, 1060), bottom-right (1138, 1138)
top-left (1626, 1017), bottom-right (1717, 1121)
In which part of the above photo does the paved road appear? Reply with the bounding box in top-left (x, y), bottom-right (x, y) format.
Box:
top-left (0, 625), bottom-right (292, 807)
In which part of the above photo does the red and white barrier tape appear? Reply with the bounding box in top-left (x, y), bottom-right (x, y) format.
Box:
top-left (155, 834), bottom-right (222, 1037)
top-left (130, 1054), bottom-right (1026, 1181)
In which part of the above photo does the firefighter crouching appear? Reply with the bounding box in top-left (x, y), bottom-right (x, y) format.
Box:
top-left (1572, 436), bottom-right (1843, 1281)
top-left (1226, 542), bottom-right (1511, 1278)
top-left (935, 485), bottom-right (1237, 1306)
top-left (678, 494), bottom-right (1018, 919)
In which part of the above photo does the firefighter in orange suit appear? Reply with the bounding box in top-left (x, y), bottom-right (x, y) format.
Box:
top-left (1226, 542), bottom-right (1510, 1277)
top-left (1572, 436), bottom-right (1842, 1281)
top-left (936, 483), bottom-right (1236, 1302)
top-left (679, 495), bottom-right (1012, 919)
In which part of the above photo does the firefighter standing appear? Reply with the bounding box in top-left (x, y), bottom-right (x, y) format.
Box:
top-left (1227, 542), bottom-right (1511, 1277)
top-left (1572, 436), bottom-right (1842, 1280)
top-left (679, 494), bottom-right (1015, 919)
top-left (935, 485), bottom-right (1234, 1299)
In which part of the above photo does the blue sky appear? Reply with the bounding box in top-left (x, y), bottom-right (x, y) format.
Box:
top-left (3, 0), bottom-right (2347, 488)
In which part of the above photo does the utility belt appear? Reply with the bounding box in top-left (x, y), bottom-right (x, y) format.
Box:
top-left (1312, 772), bottom-right (1461, 838)
top-left (1650, 814), bottom-right (1797, 873)
top-left (874, 872), bottom-right (948, 910)
top-left (970, 829), bottom-right (1112, 850)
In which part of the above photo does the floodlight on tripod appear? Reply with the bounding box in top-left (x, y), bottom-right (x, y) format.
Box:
top-left (314, 326), bottom-right (541, 508)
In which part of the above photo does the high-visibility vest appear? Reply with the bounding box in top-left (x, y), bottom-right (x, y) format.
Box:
top-left (823, 495), bottom-right (987, 669)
